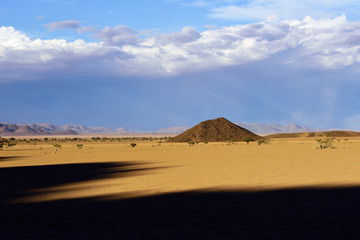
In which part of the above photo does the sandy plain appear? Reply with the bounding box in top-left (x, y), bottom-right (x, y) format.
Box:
top-left (2, 137), bottom-right (360, 239)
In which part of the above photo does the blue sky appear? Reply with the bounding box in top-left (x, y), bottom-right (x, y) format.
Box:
top-left (1, 0), bottom-right (360, 131)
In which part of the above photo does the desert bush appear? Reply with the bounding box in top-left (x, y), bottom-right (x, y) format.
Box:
top-left (316, 138), bottom-right (335, 149)
top-left (188, 141), bottom-right (195, 146)
top-left (53, 143), bottom-right (62, 154)
top-left (243, 137), bottom-right (255, 144)
top-left (227, 139), bottom-right (236, 145)
top-left (76, 144), bottom-right (83, 149)
top-left (258, 139), bottom-right (270, 145)
top-left (130, 143), bottom-right (137, 148)
top-left (8, 142), bottom-right (16, 148)
top-left (53, 143), bottom-right (62, 149)
top-left (204, 141), bottom-right (208, 144)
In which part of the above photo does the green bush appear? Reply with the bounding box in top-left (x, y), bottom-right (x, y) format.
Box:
top-left (258, 139), bottom-right (270, 145)
top-left (130, 143), bottom-right (137, 148)
top-left (243, 137), bottom-right (255, 144)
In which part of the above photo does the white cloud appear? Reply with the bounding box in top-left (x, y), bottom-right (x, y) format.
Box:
top-left (91, 25), bottom-right (139, 46)
top-left (210, 0), bottom-right (360, 21)
top-left (45, 20), bottom-right (80, 32)
top-left (160, 27), bottom-right (201, 44)
top-left (1, 15), bottom-right (360, 81)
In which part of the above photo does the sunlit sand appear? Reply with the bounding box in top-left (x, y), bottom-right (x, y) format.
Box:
top-left (2, 137), bottom-right (360, 203)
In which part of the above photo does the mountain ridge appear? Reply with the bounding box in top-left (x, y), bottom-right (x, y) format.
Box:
top-left (235, 122), bottom-right (313, 135)
top-left (0, 121), bottom-right (337, 136)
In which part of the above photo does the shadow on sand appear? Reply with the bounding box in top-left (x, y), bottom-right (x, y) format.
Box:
top-left (0, 156), bottom-right (28, 162)
top-left (1, 162), bottom-right (360, 239)
top-left (0, 161), bottom-right (160, 202)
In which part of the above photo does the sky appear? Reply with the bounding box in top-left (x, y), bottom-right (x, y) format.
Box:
top-left (1, 0), bottom-right (360, 131)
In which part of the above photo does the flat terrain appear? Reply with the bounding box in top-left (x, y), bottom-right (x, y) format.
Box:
top-left (1, 138), bottom-right (360, 239)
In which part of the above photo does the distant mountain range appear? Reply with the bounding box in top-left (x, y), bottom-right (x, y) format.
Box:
top-left (0, 123), bottom-right (126, 136)
top-left (235, 122), bottom-right (313, 135)
top-left (0, 122), bottom-right (313, 136)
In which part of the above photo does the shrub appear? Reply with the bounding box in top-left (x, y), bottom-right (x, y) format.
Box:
top-left (53, 143), bottom-right (62, 149)
top-left (243, 137), bottom-right (255, 144)
top-left (188, 141), bottom-right (195, 146)
top-left (0, 138), bottom-right (11, 149)
top-left (227, 139), bottom-right (236, 145)
top-left (258, 139), bottom-right (270, 145)
top-left (53, 143), bottom-right (62, 154)
top-left (316, 138), bottom-right (335, 149)
top-left (130, 143), bottom-right (137, 148)
top-left (204, 141), bottom-right (208, 144)
top-left (76, 144), bottom-right (83, 149)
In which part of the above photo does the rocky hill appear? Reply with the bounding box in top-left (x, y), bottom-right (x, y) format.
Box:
top-left (170, 117), bottom-right (262, 142)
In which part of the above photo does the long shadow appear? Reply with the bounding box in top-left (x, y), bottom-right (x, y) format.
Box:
top-left (1, 186), bottom-right (360, 239)
top-left (0, 161), bottom-right (159, 202)
top-left (0, 156), bottom-right (25, 161)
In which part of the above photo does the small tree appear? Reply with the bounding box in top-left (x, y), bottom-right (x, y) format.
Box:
top-left (0, 138), bottom-right (9, 149)
top-left (130, 143), bottom-right (137, 148)
top-left (53, 143), bottom-right (62, 154)
top-left (243, 137), bottom-right (255, 144)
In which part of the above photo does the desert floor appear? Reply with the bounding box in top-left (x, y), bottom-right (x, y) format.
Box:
top-left (1, 138), bottom-right (360, 239)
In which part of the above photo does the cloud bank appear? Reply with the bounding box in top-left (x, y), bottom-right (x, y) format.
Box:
top-left (1, 15), bottom-right (360, 82)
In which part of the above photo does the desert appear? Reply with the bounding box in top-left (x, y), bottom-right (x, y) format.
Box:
top-left (3, 2), bottom-right (360, 238)
top-left (2, 128), bottom-right (360, 239)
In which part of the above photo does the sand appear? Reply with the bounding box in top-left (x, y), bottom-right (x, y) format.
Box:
top-left (2, 138), bottom-right (360, 239)
top-left (1, 137), bottom-right (360, 203)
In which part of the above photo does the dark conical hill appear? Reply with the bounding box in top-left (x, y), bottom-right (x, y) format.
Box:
top-left (170, 117), bottom-right (262, 142)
